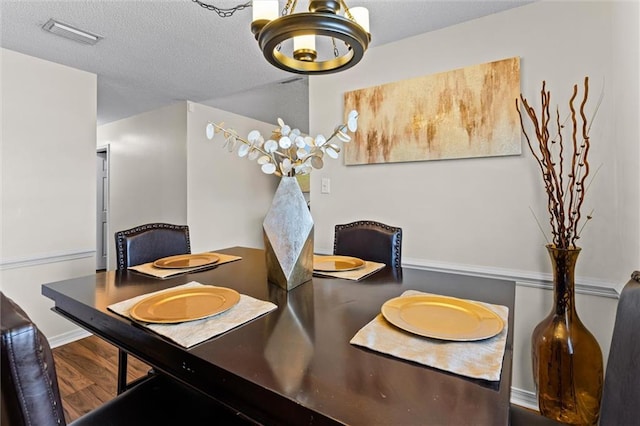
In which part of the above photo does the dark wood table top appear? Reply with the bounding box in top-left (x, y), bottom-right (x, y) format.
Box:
top-left (42, 246), bottom-right (515, 425)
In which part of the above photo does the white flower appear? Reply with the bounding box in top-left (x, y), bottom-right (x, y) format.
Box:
top-left (279, 136), bottom-right (292, 149)
top-left (247, 130), bottom-right (261, 143)
top-left (325, 145), bottom-right (339, 159)
top-left (304, 136), bottom-right (314, 147)
top-left (348, 110), bottom-right (359, 132)
top-left (261, 163), bottom-right (277, 174)
top-left (207, 110), bottom-right (359, 177)
top-left (237, 144), bottom-right (250, 157)
top-left (295, 136), bottom-right (306, 148)
top-left (248, 149), bottom-right (261, 161)
top-left (264, 139), bottom-right (278, 153)
top-left (336, 126), bottom-right (351, 142)
top-left (206, 123), bottom-right (215, 140)
top-left (280, 158), bottom-right (293, 175)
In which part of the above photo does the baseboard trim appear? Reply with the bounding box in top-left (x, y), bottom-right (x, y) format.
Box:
top-left (48, 328), bottom-right (92, 348)
top-left (510, 387), bottom-right (539, 410)
top-left (0, 249), bottom-right (96, 270)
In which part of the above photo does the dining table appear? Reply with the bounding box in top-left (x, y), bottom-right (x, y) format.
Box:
top-left (41, 246), bottom-right (515, 425)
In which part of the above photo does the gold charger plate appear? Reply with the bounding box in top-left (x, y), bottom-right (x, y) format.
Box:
top-left (153, 253), bottom-right (220, 269)
top-left (130, 286), bottom-right (240, 323)
top-left (381, 294), bottom-right (504, 341)
top-left (313, 255), bottom-right (365, 272)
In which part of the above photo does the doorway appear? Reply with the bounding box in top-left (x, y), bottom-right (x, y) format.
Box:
top-left (96, 147), bottom-right (109, 270)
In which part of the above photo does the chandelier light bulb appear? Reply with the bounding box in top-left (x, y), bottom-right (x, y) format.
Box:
top-left (251, 0), bottom-right (278, 38)
top-left (252, 0), bottom-right (278, 21)
top-left (349, 7), bottom-right (370, 34)
top-left (293, 35), bottom-right (317, 62)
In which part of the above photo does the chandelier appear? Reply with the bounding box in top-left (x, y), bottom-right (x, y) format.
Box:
top-left (193, 0), bottom-right (371, 75)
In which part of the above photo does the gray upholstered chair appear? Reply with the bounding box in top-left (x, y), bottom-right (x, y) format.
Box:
top-left (510, 271), bottom-right (640, 425)
top-left (599, 270), bottom-right (640, 425)
top-left (333, 220), bottom-right (402, 268)
top-left (115, 222), bottom-right (191, 271)
top-left (113, 222), bottom-right (191, 392)
top-left (0, 292), bottom-right (249, 426)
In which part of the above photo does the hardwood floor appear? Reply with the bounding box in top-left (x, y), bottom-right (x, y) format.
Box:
top-left (52, 335), bottom-right (151, 423)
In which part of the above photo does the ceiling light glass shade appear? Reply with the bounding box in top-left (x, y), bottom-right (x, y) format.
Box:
top-left (294, 35), bottom-right (316, 52)
top-left (293, 35), bottom-right (318, 62)
top-left (348, 7), bottom-right (369, 33)
top-left (251, 0), bottom-right (279, 35)
top-left (251, 0), bottom-right (371, 75)
top-left (252, 0), bottom-right (278, 20)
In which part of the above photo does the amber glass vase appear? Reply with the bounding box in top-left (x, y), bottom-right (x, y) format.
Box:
top-left (531, 245), bottom-right (603, 425)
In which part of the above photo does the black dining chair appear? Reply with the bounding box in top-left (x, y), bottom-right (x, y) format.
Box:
top-left (114, 222), bottom-right (191, 393)
top-left (510, 270), bottom-right (640, 425)
top-left (0, 292), bottom-right (251, 426)
top-left (333, 220), bottom-right (402, 268)
top-left (115, 222), bottom-right (191, 270)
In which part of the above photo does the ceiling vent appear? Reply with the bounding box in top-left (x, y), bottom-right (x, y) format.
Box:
top-left (42, 19), bottom-right (102, 45)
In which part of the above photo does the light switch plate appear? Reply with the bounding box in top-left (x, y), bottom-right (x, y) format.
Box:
top-left (321, 177), bottom-right (330, 194)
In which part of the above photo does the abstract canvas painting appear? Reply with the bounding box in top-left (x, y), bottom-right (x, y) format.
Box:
top-left (343, 57), bottom-right (521, 165)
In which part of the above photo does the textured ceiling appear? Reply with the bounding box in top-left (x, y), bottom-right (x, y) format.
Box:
top-left (1, 0), bottom-right (533, 126)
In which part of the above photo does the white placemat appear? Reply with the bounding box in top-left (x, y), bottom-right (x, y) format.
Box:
top-left (128, 253), bottom-right (241, 279)
top-left (350, 290), bottom-right (509, 381)
top-left (313, 261), bottom-right (386, 281)
top-left (108, 281), bottom-right (276, 348)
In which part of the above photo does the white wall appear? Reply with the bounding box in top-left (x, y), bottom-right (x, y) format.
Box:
top-left (308, 1), bottom-right (639, 404)
top-left (186, 102), bottom-right (279, 252)
top-left (97, 102), bottom-right (188, 270)
top-left (611, 0), bottom-right (640, 291)
top-left (96, 101), bottom-right (280, 265)
top-left (1, 48), bottom-right (97, 341)
top-left (203, 77), bottom-right (310, 134)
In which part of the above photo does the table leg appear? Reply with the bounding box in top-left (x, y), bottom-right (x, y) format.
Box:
top-left (117, 349), bottom-right (128, 394)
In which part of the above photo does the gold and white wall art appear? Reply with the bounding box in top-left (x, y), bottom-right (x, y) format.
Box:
top-left (343, 57), bottom-right (521, 165)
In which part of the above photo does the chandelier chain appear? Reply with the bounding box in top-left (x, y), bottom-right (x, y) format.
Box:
top-left (191, 0), bottom-right (251, 18)
top-left (282, 0), bottom-right (296, 16)
top-left (339, 0), bottom-right (355, 21)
